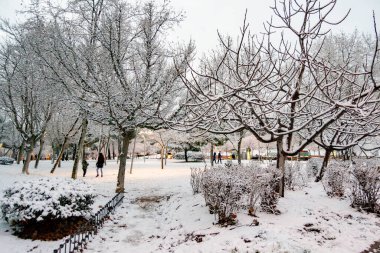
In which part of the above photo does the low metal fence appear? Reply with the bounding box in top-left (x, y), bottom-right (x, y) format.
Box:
top-left (53, 192), bottom-right (124, 253)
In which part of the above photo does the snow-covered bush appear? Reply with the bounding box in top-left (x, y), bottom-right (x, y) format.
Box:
top-left (201, 165), bottom-right (245, 225)
top-left (322, 160), bottom-right (351, 197)
top-left (190, 167), bottom-right (205, 194)
top-left (245, 168), bottom-right (264, 216)
top-left (306, 158), bottom-right (322, 178)
top-left (349, 160), bottom-right (380, 214)
top-left (0, 177), bottom-right (95, 226)
top-left (259, 165), bottom-right (281, 214)
top-left (285, 162), bottom-right (308, 190)
top-left (200, 164), bottom-right (282, 225)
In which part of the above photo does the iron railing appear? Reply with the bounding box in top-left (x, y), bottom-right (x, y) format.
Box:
top-left (53, 192), bottom-right (124, 253)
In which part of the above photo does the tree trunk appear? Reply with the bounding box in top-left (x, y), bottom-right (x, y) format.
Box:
top-left (116, 130), bottom-right (135, 193)
top-left (184, 148), bottom-right (188, 162)
top-left (104, 132), bottom-right (110, 159)
top-left (51, 137), bottom-right (69, 174)
top-left (34, 134), bottom-right (45, 169)
top-left (117, 134), bottom-right (122, 164)
top-left (51, 143), bottom-right (56, 164)
top-left (22, 139), bottom-right (36, 175)
top-left (72, 144), bottom-right (77, 160)
top-left (143, 137), bottom-right (146, 163)
top-left (112, 141), bottom-right (116, 159)
top-left (276, 138), bottom-right (286, 197)
top-left (11, 147), bottom-right (17, 159)
top-left (210, 143), bottom-right (214, 166)
top-left (118, 134), bottom-right (122, 154)
top-left (57, 145), bottom-right (62, 167)
top-left (72, 118), bottom-right (88, 179)
top-left (129, 136), bottom-right (137, 174)
top-left (237, 136), bottom-right (242, 165)
top-left (16, 141), bottom-right (25, 164)
top-left (107, 140), bottom-right (111, 160)
top-left (315, 148), bottom-right (332, 182)
top-left (160, 146), bottom-right (164, 170)
top-left (164, 143), bottom-right (169, 166)
top-left (82, 146), bottom-right (88, 177)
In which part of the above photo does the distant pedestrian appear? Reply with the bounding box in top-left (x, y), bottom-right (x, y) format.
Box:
top-left (218, 151), bottom-right (222, 164)
top-left (213, 152), bottom-right (216, 164)
top-left (96, 153), bottom-right (105, 177)
top-left (82, 159), bottom-right (89, 177)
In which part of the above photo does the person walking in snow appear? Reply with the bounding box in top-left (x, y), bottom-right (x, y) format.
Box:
top-left (96, 153), bottom-right (105, 177)
top-left (213, 151), bottom-right (217, 164)
top-left (217, 151), bottom-right (222, 164)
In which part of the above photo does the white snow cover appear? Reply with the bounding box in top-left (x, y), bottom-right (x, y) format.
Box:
top-left (0, 159), bottom-right (378, 253)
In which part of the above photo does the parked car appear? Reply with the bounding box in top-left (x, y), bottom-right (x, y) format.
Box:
top-left (0, 156), bottom-right (15, 165)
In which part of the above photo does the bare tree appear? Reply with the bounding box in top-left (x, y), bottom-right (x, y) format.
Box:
top-left (0, 20), bottom-right (54, 174)
top-left (83, 1), bottom-right (190, 192)
top-left (174, 0), bottom-right (379, 197)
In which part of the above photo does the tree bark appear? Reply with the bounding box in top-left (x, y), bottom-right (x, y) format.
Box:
top-left (112, 141), bottom-right (116, 159)
top-left (164, 144), bottom-right (168, 166)
top-left (82, 145), bottom-right (88, 177)
top-left (237, 135), bottom-right (242, 165)
top-left (276, 138), bottom-right (286, 197)
top-left (116, 130), bottom-right (135, 193)
top-left (160, 146), bottom-right (164, 170)
top-left (315, 148), bottom-right (332, 182)
top-left (72, 118), bottom-right (88, 179)
top-left (107, 139), bottom-right (111, 160)
top-left (34, 133), bottom-right (45, 169)
top-left (51, 143), bottom-right (56, 164)
top-left (129, 136), bottom-right (137, 174)
top-left (184, 148), bottom-right (188, 162)
top-left (51, 137), bottom-right (69, 174)
top-left (56, 145), bottom-right (62, 167)
top-left (16, 141), bottom-right (24, 164)
top-left (210, 143), bottom-right (214, 166)
top-left (72, 144), bottom-right (77, 160)
top-left (22, 139), bottom-right (36, 175)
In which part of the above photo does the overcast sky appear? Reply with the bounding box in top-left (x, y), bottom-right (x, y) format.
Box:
top-left (0, 0), bottom-right (379, 54)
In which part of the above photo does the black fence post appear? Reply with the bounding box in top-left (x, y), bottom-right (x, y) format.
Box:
top-left (52, 193), bottom-right (124, 253)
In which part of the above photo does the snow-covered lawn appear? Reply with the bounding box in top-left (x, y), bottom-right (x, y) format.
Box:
top-left (0, 159), bottom-right (378, 253)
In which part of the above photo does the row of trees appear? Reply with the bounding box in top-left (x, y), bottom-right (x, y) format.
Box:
top-left (0, 0), bottom-right (379, 196)
top-left (172, 0), bottom-right (380, 196)
top-left (0, 0), bottom-right (193, 192)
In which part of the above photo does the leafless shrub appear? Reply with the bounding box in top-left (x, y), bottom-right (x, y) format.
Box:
top-left (201, 165), bottom-right (244, 225)
top-left (306, 158), bottom-right (323, 178)
top-left (322, 161), bottom-right (351, 197)
top-left (190, 167), bottom-right (205, 194)
top-left (349, 160), bottom-right (380, 214)
top-left (259, 165), bottom-right (281, 214)
top-left (199, 164), bottom-right (282, 225)
top-left (285, 162), bottom-right (308, 190)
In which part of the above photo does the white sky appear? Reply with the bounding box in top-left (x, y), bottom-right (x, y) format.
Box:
top-left (0, 0), bottom-right (379, 54)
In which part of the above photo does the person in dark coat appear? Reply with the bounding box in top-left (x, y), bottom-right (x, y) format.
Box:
top-left (217, 151), bottom-right (222, 164)
top-left (213, 152), bottom-right (217, 164)
top-left (82, 159), bottom-right (89, 177)
top-left (96, 153), bottom-right (105, 177)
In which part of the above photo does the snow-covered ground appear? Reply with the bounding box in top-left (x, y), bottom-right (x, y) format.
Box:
top-left (0, 159), bottom-right (379, 253)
